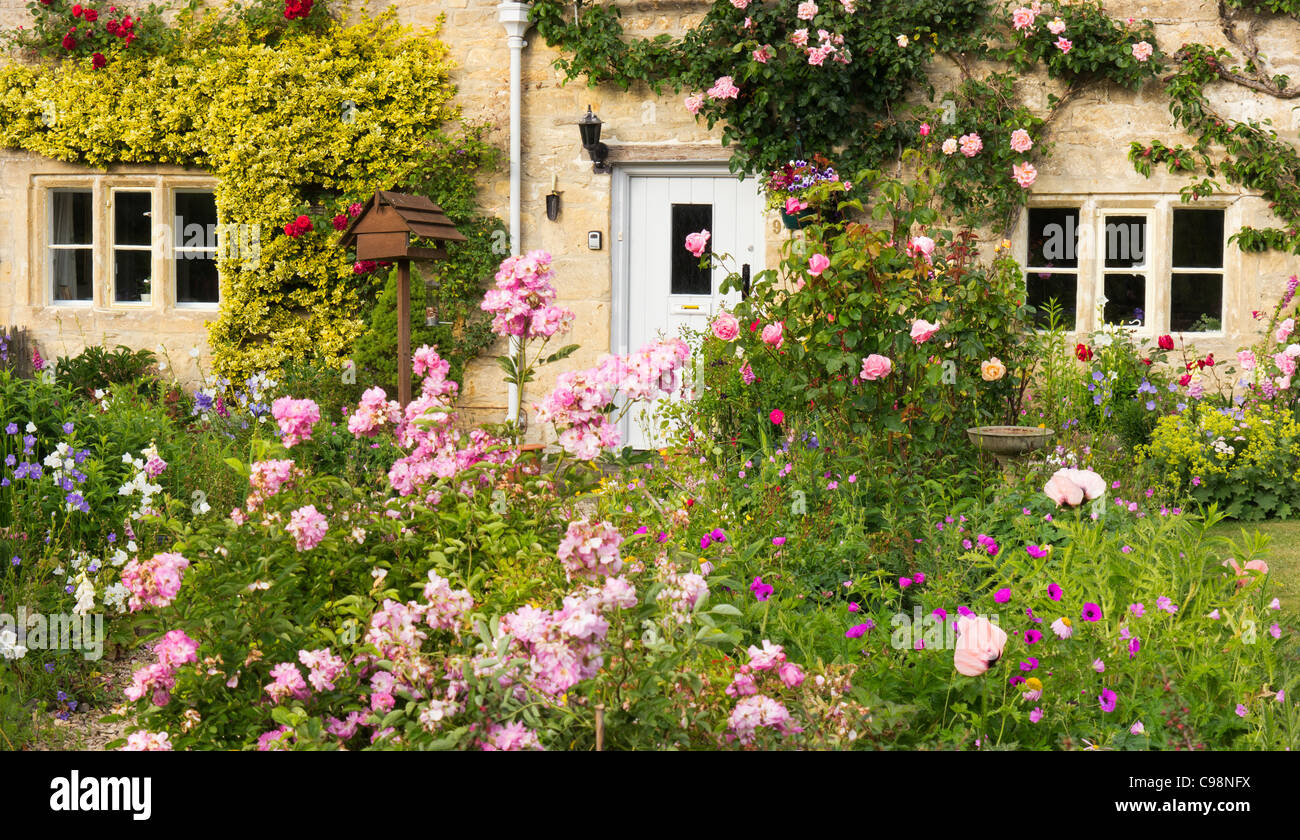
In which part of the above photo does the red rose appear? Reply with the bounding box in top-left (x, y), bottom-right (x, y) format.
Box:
top-left (1178, 373), bottom-right (1192, 386)
top-left (769, 409), bottom-right (785, 425)
top-left (1204, 353), bottom-right (1215, 367)
top-left (1157, 334), bottom-right (1174, 350)
top-left (71, 4), bottom-right (83, 17)
top-left (123, 31), bottom-right (135, 45)
top-left (1142, 358), bottom-right (1152, 366)
top-left (61, 33), bottom-right (76, 50)
top-left (685, 498), bottom-right (695, 508)
top-left (83, 8), bottom-right (98, 21)
top-left (1075, 343), bottom-right (1092, 362)
top-left (105, 19), bottom-right (119, 35)
top-left (332, 213), bottom-right (348, 231)
top-left (91, 52), bottom-right (106, 69)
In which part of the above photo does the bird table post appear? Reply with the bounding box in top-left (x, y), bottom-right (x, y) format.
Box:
top-left (335, 190), bottom-right (467, 406)
top-left (396, 258), bottom-right (412, 406)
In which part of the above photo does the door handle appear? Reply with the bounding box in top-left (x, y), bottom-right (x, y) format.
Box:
top-left (741, 263), bottom-right (751, 300)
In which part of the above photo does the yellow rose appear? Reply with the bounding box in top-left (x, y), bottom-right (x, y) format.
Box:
top-left (980, 357), bottom-right (1006, 381)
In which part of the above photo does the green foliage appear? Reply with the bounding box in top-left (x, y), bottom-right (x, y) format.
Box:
top-left (994, 0), bottom-right (1162, 89)
top-left (55, 344), bottom-right (160, 398)
top-left (1129, 42), bottom-right (1300, 254)
top-left (0, 3), bottom-right (502, 384)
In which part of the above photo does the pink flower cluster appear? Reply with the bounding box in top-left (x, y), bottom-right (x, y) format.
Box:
top-left (725, 641), bottom-right (809, 744)
top-left (125, 630), bottom-right (196, 709)
top-left (265, 661), bottom-right (311, 704)
top-left (120, 552), bottom-right (191, 612)
top-left (479, 720), bottom-right (543, 751)
top-left (557, 519), bottom-right (625, 580)
top-left (286, 504), bottom-right (328, 551)
top-left (121, 731), bottom-right (173, 751)
top-left (247, 459), bottom-right (295, 512)
top-left (707, 75), bottom-right (740, 100)
top-left (271, 397), bottom-right (320, 448)
top-left (480, 250), bottom-right (574, 340)
top-left (299, 648), bottom-right (347, 691)
top-left (347, 386), bottom-right (402, 437)
top-left (653, 554), bottom-right (709, 624)
top-left (386, 346), bottom-right (511, 496)
top-left (423, 571), bottom-right (475, 633)
top-left (805, 28), bottom-right (850, 66)
top-left (534, 339), bottom-right (690, 459)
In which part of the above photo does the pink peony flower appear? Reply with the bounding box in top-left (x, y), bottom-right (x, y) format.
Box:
top-left (808, 253), bottom-right (831, 276)
top-left (711, 312), bottom-right (740, 342)
top-left (859, 354), bottom-right (892, 381)
top-left (685, 229), bottom-right (711, 257)
top-left (953, 615), bottom-right (1008, 677)
top-left (1043, 467), bottom-right (1106, 507)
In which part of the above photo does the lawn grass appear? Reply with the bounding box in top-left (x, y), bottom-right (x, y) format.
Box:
top-left (1210, 519), bottom-right (1300, 616)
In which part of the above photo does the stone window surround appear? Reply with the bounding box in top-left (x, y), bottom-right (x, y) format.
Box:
top-left (1016, 193), bottom-right (1243, 340)
top-left (32, 173), bottom-right (221, 312)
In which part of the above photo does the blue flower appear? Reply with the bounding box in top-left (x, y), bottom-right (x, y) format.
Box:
top-left (1145, 401), bottom-right (1156, 411)
top-left (4, 422), bottom-right (15, 435)
top-left (1091, 371), bottom-right (1104, 382)
top-left (1092, 393), bottom-right (1103, 405)
top-left (61, 422), bottom-right (74, 435)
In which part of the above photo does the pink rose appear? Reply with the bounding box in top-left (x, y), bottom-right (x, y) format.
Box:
top-left (1276, 318), bottom-right (1294, 343)
top-left (959, 133), bottom-right (983, 157)
top-left (711, 312), bottom-right (740, 342)
top-left (941, 138), bottom-right (958, 155)
top-left (1009, 128), bottom-right (1033, 153)
top-left (1055, 36), bottom-right (1072, 53)
top-left (1012, 161), bottom-right (1038, 188)
top-left (1237, 349), bottom-right (1256, 371)
top-left (685, 229), bottom-right (711, 257)
top-left (1131, 41), bottom-right (1153, 62)
top-left (706, 75), bottom-right (740, 100)
top-left (761, 322), bottom-right (784, 349)
top-left (908, 235), bottom-right (936, 261)
top-left (919, 122), bottom-right (931, 136)
top-left (785, 196), bottom-right (808, 215)
top-left (859, 354), bottom-right (892, 381)
top-left (910, 319), bottom-right (939, 344)
top-left (752, 45), bottom-right (771, 63)
top-left (1043, 468), bottom-right (1106, 507)
top-left (684, 93), bottom-right (704, 115)
top-left (797, 0), bottom-right (818, 20)
top-left (808, 253), bottom-right (831, 276)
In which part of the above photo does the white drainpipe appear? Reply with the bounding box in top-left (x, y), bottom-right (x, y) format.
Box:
top-left (499, 1), bottom-right (530, 425)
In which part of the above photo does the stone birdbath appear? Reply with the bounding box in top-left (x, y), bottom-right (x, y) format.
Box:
top-left (966, 425), bottom-right (1054, 467)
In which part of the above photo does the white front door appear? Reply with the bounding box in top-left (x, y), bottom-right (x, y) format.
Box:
top-left (613, 167), bottom-right (767, 449)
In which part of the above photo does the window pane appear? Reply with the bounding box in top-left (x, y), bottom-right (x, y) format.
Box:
top-left (1171, 272), bottom-right (1223, 332)
top-left (114, 250), bottom-right (152, 302)
top-left (52, 191), bottom-right (92, 245)
top-left (1103, 215), bottom-right (1146, 268)
top-left (174, 192), bottom-right (217, 249)
top-left (1172, 209), bottom-right (1224, 269)
top-left (177, 254), bottom-right (219, 303)
top-left (1025, 272), bottom-right (1076, 329)
top-left (1026, 207), bottom-right (1079, 269)
top-left (114, 191), bottom-right (152, 247)
top-left (671, 203), bottom-right (712, 296)
top-left (1104, 273), bottom-right (1146, 325)
top-left (52, 249), bottom-right (93, 301)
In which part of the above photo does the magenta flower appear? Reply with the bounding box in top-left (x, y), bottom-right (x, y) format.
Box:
top-left (1023, 629), bottom-right (1043, 645)
top-left (1026, 544), bottom-right (1048, 558)
top-left (1235, 703), bottom-right (1248, 718)
top-left (1029, 707), bottom-right (1043, 723)
top-left (848, 602), bottom-right (859, 612)
top-left (750, 576), bottom-right (774, 601)
top-left (845, 622), bottom-right (871, 638)
top-left (932, 607), bottom-right (947, 620)
top-left (1047, 583), bottom-right (1062, 601)
top-left (772, 536), bottom-right (787, 546)
top-left (1019, 658), bottom-right (1039, 671)
top-left (899, 577), bottom-right (913, 589)
top-left (994, 587), bottom-right (1011, 603)
top-left (1099, 688), bottom-right (1117, 712)
top-left (1081, 602), bottom-right (1102, 622)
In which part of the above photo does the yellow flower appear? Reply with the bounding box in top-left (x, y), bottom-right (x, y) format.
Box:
top-left (1024, 677), bottom-right (1043, 692)
top-left (980, 357), bottom-right (1007, 381)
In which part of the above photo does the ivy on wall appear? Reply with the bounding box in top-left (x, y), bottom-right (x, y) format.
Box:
top-left (0, 1), bottom-right (503, 384)
top-left (531, 0), bottom-right (1159, 232)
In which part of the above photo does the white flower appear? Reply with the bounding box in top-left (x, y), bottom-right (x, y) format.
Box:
top-left (25, 422), bottom-right (36, 433)
top-left (0, 629), bottom-right (27, 660)
top-left (896, 33), bottom-right (909, 47)
top-left (189, 346), bottom-right (201, 359)
top-left (73, 574), bottom-right (96, 615)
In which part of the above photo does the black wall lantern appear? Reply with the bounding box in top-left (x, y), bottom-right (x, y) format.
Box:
top-left (578, 105), bottom-right (611, 174)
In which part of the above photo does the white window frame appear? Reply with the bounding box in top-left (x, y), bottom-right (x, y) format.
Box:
top-left (1095, 206), bottom-right (1155, 337)
top-left (171, 188), bottom-right (221, 309)
top-left (109, 186), bottom-right (157, 307)
top-left (1020, 196), bottom-right (1235, 339)
top-left (47, 187), bottom-right (96, 307)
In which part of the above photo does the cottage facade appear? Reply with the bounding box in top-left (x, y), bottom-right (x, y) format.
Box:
top-left (1, 0), bottom-right (1297, 443)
